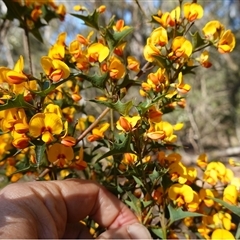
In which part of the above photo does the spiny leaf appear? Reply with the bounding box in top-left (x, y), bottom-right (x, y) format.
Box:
top-left (71, 10), bottom-right (100, 30)
top-left (125, 192), bottom-right (142, 216)
top-left (168, 204), bottom-right (204, 226)
top-left (212, 197), bottom-right (240, 217)
top-left (0, 94), bottom-right (34, 111)
top-left (150, 228), bottom-right (164, 239)
top-left (191, 31), bottom-right (205, 50)
top-left (97, 133), bottom-right (133, 161)
top-left (77, 72), bottom-right (108, 89)
top-left (91, 99), bottom-right (133, 116)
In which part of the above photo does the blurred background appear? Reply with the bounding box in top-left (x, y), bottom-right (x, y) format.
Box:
top-left (0, 0), bottom-right (240, 165)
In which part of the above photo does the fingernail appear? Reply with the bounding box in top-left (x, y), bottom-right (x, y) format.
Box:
top-left (127, 223), bottom-right (152, 239)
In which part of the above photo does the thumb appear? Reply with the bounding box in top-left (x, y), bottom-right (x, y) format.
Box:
top-left (97, 223), bottom-right (152, 239)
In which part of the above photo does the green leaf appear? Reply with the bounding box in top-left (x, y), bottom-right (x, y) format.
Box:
top-left (29, 28), bottom-right (44, 43)
top-left (77, 72), bottom-right (108, 89)
top-left (191, 31), bottom-right (205, 50)
top-left (112, 27), bottom-right (133, 46)
top-left (92, 99), bottom-right (133, 116)
top-left (71, 10), bottom-right (100, 30)
top-left (125, 192), bottom-right (142, 216)
top-left (133, 175), bottom-right (144, 187)
top-left (35, 144), bottom-right (47, 167)
top-left (153, 55), bottom-right (171, 69)
top-left (105, 27), bottom-right (133, 51)
top-left (96, 133), bottom-right (133, 161)
top-left (0, 94), bottom-right (34, 111)
top-left (150, 228), bottom-right (164, 239)
top-left (212, 197), bottom-right (240, 217)
top-left (168, 204), bottom-right (204, 226)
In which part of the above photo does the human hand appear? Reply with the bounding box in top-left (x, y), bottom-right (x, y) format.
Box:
top-left (0, 179), bottom-right (152, 239)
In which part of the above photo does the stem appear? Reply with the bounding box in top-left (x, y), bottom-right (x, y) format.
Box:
top-left (23, 17), bottom-right (33, 75)
top-left (76, 107), bottom-right (110, 144)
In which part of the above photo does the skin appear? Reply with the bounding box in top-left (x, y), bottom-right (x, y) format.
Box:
top-left (0, 179), bottom-right (151, 239)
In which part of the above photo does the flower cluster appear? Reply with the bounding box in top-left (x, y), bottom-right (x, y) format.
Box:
top-left (0, 1), bottom-right (238, 239)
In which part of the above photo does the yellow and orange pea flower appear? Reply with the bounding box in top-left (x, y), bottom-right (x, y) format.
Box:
top-left (127, 56), bottom-right (140, 72)
top-left (147, 106), bottom-right (162, 123)
top-left (199, 188), bottom-right (216, 208)
top-left (87, 122), bottom-right (110, 142)
top-left (29, 112), bottom-right (63, 143)
top-left (203, 21), bottom-right (236, 53)
top-left (41, 56), bottom-right (70, 82)
top-left (143, 37), bottom-right (161, 63)
top-left (113, 19), bottom-right (130, 32)
top-left (146, 121), bottom-right (183, 143)
top-left (183, 2), bottom-right (204, 22)
top-left (70, 146), bottom-right (87, 171)
top-left (87, 42), bottom-right (109, 63)
top-left (48, 32), bottom-right (67, 60)
top-left (168, 183), bottom-right (194, 207)
top-left (172, 72), bottom-right (191, 94)
top-left (196, 50), bottom-right (212, 68)
top-left (107, 56), bottom-right (126, 80)
top-left (153, 6), bottom-right (180, 28)
top-left (97, 5), bottom-right (106, 13)
top-left (116, 115), bottom-right (141, 132)
top-left (47, 142), bottom-right (74, 167)
top-left (203, 20), bottom-right (225, 42)
top-left (0, 55), bottom-right (28, 85)
top-left (157, 151), bottom-right (182, 167)
top-left (0, 108), bottom-right (29, 134)
top-left (169, 36), bottom-right (193, 61)
top-left (121, 153), bottom-right (138, 165)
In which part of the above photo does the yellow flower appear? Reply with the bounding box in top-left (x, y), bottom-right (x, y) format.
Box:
top-left (150, 27), bottom-right (168, 47)
top-left (122, 153), bottom-right (138, 165)
top-left (87, 43), bottom-right (109, 63)
top-left (143, 38), bottom-right (161, 62)
top-left (202, 21), bottom-right (225, 42)
top-left (218, 30), bottom-right (236, 54)
top-left (127, 56), bottom-right (140, 72)
top-left (116, 116), bottom-right (141, 132)
top-left (197, 153), bottom-right (208, 168)
top-left (147, 106), bottom-right (162, 123)
top-left (173, 72), bottom-right (191, 94)
top-left (41, 56), bottom-right (70, 82)
top-left (44, 103), bottom-right (63, 118)
top-left (186, 191), bottom-right (200, 212)
top-left (147, 121), bottom-right (179, 143)
top-left (196, 50), bottom-right (212, 68)
top-left (87, 122), bottom-right (110, 142)
top-left (199, 188), bottom-right (215, 207)
top-left (213, 212), bottom-right (233, 231)
top-left (48, 32), bottom-right (66, 60)
top-left (223, 184), bottom-right (238, 205)
top-left (47, 143), bottom-right (74, 167)
top-left (211, 229), bottom-right (235, 240)
top-left (169, 36), bottom-right (193, 60)
top-left (6, 55), bottom-right (28, 84)
top-left (108, 57), bottom-right (125, 79)
top-left (183, 2), bottom-right (204, 22)
top-left (168, 183), bottom-right (194, 207)
top-left (29, 113), bottom-right (63, 143)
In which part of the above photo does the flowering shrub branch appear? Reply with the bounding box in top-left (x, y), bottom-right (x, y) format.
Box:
top-left (0, 0), bottom-right (239, 239)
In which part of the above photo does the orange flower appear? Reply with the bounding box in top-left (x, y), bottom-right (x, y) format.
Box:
top-left (116, 116), bottom-right (140, 132)
top-left (87, 122), bottom-right (110, 142)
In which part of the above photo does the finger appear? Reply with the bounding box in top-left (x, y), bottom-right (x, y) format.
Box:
top-left (62, 222), bottom-right (93, 239)
top-left (0, 179), bottom-right (139, 238)
top-left (97, 223), bottom-right (152, 239)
